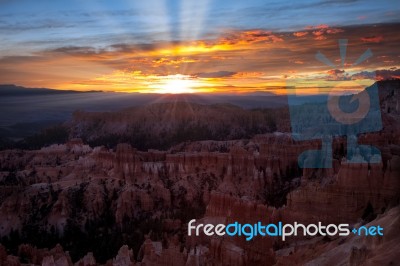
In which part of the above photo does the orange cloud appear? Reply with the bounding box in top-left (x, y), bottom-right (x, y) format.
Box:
top-left (316, 24), bottom-right (329, 29)
top-left (315, 35), bottom-right (327, 41)
top-left (313, 30), bottom-right (325, 36)
top-left (293, 31), bottom-right (308, 37)
top-left (152, 57), bottom-right (198, 67)
top-left (305, 24), bottom-right (329, 30)
top-left (1, 24), bottom-right (398, 94)
top-left (150, 30), bottom-right (284, 57)
top-left (218, 30), bottom-right (283, 45)
top-left (307, 25), bottom-right (343, 40)
top-left (232, 72), bottom-right (264, 78)
top-left (326, 28), bottom-right (344, 34)
top-left (361, 36), bottom-right (383, 43)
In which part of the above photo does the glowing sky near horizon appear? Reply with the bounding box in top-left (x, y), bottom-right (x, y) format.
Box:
top-left (0, 0), bottom-right (399, 94)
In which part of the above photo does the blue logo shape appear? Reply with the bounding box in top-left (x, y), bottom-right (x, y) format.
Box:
top-left (287, 39), bottom-right (382, 168)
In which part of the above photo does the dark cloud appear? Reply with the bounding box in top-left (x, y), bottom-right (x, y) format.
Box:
top-left (351, 71), bottom-right (375, 80)
top-left (0, 19), bottom-right (74, 32)
top-left (51, 46), bottom-right (97, 55)
top-left (361, 36), bottom-right (383, 43)
top-left (328, 69), bottom-right (345, 75)
top-left (217, 30), bottom-right (283, 45)
top-left (319, 0), bottom-right (359, 5)
top-left (0, 55), bottom-right (46, 64)
top-left (326, 69), bottom-right (351, 81)
top-left (195, 71), bottom-right (237, 78)
top-left (352, 68), bottom-right (400, 80)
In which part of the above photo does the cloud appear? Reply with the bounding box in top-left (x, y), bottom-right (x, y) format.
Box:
top-left (0, 19), bottom-right (74, 32)
top-left (351, 71), bottom-right (375, 80)
top-left (326, 69), bottom-right (350, 80)
top-left (328, 69), bottom-right (345, 75)
top-left (351, 68), bottom-right (400, 80)
top-left (326, 28), bottom-right (344, 34)
top-left (232, 72), bottom-right (264, 78)
top-left (304, 24), bottom-right (344, 40)
top-left (152, 57), bottom-right (199, 67)
top-left (293, 31), bottom-right (308, 37)
top-left (294, 24), bottom-right (345, 41)
top-left (218, 30), bottom-right (283, 45)
top-left (313, 30), bottom-right (325, 36)
top-left (319, 0), bottom-right (359, 4)
top-left (0, 55), bottom-right (46, 64)
top-left (194, 71), bottom-right (237, 78)
top-left (51, 46), bottom-right (97, 55)
top-left (361, 36), bottom-right (383, 43)
top-left (1, 22), bottom-right (399, 93)
top-left (315, 35), bottom-right (327, 41)
top-left (306, 24), bottom-right (330, 30)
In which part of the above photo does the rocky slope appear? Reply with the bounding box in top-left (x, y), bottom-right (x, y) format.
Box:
top-left (66, 102), bottom-right (277, 150)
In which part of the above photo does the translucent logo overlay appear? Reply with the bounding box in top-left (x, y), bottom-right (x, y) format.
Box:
top-left (287, 39), bottom-right (382, 168)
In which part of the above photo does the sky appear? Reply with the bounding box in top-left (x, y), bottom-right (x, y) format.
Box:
top-left (0, 0), bottom-right (399, 94)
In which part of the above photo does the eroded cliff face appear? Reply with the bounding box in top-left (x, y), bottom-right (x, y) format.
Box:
top-left (0, 132), bottom-right (299, 230)
top-left (0, 132), bottom-right (297, 265)
top-left (281, 158), bottom-right (400, 224)
top-left (0, 129), bottom-right (399, 265)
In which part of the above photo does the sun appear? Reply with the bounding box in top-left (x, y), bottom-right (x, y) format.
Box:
top-left (160, 76), bottom-right (195, 94)
top-left (146, 74), bottom-right (216, 94)
top-left (152, 74), bottom-right (197, 94)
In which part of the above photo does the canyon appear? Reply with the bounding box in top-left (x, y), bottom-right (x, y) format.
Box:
top-left (0, 80), bottom-right (399, 265)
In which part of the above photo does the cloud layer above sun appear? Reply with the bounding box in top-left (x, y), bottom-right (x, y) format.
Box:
top-left (0, 0), bottom-right (399, 94)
